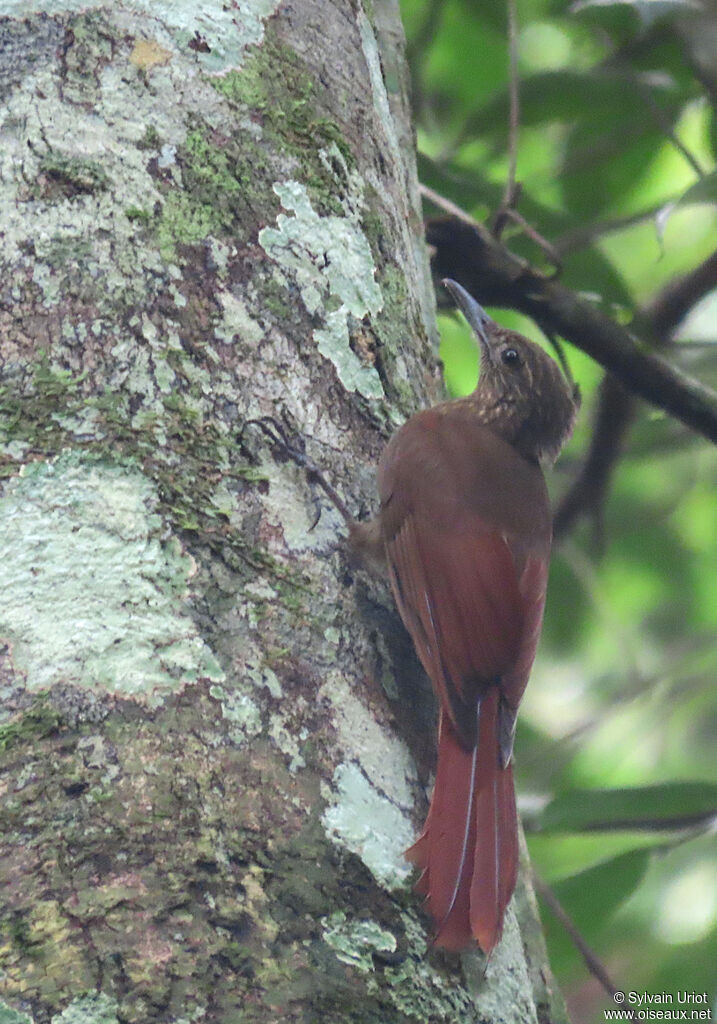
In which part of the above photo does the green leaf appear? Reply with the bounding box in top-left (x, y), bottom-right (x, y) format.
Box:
top-left (467, 69), bottom-right (649, 134)
top-left (562, 121), bottom-right (673, 219)
top-left (550, 848), bottom-right (651, 934)
top-left (573, 0), bottom-right (698, 29)
top-left (656, 170), bottom-right (717, 236)
top-left (538, 782), bottom-right (717, 832)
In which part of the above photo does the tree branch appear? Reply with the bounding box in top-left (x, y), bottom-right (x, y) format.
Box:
top-left (427, 217), bottom-right (717, 444)
top-left (554, 247), bottom-right (717, 537)
top-left (491, 0), bottom-right (520, 239)
top-left (553, 377), bottom-right (633, 542)
top-left (644, 248), bottom-right (717, 334)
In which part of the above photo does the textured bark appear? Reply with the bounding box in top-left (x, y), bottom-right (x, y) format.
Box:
top-left (0, 2), bottom-right (567, 1022)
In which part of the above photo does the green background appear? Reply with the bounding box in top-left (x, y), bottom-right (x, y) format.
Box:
top-left (400, 0), bottom-right (717, 1018)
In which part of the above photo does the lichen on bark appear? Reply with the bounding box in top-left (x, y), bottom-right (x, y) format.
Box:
top-left (0, 1), bottom-right (565, 1021)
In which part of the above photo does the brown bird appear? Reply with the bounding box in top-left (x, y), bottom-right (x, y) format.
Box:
top-left (246, 279), bottom-right (578, 952)
top-left (350, 279), bottom-right (579, 951)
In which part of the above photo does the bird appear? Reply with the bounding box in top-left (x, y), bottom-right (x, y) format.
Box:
top-left (350, 279), bottom-right (579, 951)
top-left (244, 278), bottom-right (579, 952)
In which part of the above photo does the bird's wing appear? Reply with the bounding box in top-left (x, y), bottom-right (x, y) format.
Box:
top-left (379, 411), bottom-right (550, 748)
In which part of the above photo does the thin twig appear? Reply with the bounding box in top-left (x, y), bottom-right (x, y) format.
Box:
top-left (492, 0), bottom-right (521, 239)
top-left (533, 872), bottom-right (637, 1020)
top-left (500, 208), bottom-right (562, 275)
top-left (420, 183), bottom-right (482, 229)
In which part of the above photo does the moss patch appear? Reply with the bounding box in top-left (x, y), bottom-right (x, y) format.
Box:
top-left (0, 688), bottom-right (415, 1024)
top-left (34, 152), bottom-right (110, 201)
top-left (211, 31), bottom-right (354, 214)
top-left (155, 126), bottom-right (251, 259)
top-left (1, 331), bottom-right (295, 563)
top-left (150, 25), bottom-right (358, 260)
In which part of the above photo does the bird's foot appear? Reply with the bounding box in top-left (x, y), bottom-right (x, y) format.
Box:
top-left (240, 414), bottom-right (355, 531)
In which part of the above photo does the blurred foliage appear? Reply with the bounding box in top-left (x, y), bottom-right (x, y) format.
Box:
top-left (400, 0), bottom-right (717, 1018)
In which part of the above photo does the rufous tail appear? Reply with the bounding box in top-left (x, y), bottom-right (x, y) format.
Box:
top-left (406, 689), bottom-right (518, 952)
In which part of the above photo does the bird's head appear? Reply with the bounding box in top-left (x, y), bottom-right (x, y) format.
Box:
top-left (443, 278), bottom-right (580, 464)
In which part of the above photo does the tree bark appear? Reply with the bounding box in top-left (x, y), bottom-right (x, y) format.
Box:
top-left (0, 2), bottom-right (566, 1021)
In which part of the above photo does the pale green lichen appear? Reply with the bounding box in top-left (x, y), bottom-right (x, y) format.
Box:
top-left (321, 911), bottom-right (397, 973)
top-left (376, 914), bottom-right (477, 1020)
top-left (209, 684), bottom-right (262, 744)
top-left (247, 661), bottom-right (282, 699)
top-left (0, 12), bottom-right (274, 316)
top-left (213, 290), bottom-right (265, 347)
top-left (321, 762), bottom-right (414, 890)
top-left (0, 0), bottom-right (281, 74)
top-left (267, 714), bottom-right (306, 773)
top-left (357, 10), bottom-right (402, 173)
top-left (314, 310), bottom-right (383, 398)
top-left (0, 1002), bottom-right (32, 1024)
top-left (462, 909), bottom-right (539, 1024)
top-left (323, 908), bottom-right (486, 1021)
top-left (0, 454), bottom-right (224, 701)
top-left (51, 992), bottom-right (119, 1024)
top-left (242, 579), bottom-right (278, 630)
top-left (259, 462), bottom-right (345, 554)
top-left (51, 407), bottom-right (107, 440)
top-left (323, 625), bottom-right (340, 645)
top-left (0, 60), bottom-right (178, 309)
top-left (318, 670), bottom-right (417, 809)
top-left (258, 147), bottom-right (385, 400)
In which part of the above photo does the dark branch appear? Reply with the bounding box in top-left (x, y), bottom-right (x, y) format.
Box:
top-left (644, 248), bottom-right (717, 335)
top-left (553, 377), bottom-right (633, 542)
top-left (427, 217), bottom-right (717, 445)
top-left (554, 247), bottom-right (717, 537)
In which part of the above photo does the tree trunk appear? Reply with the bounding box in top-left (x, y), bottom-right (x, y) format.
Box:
top-left (0, 2), bottom-right (567, 1021)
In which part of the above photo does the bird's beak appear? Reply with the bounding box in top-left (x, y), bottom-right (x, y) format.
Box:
top-left (442, 279), bottom-right (495, 363)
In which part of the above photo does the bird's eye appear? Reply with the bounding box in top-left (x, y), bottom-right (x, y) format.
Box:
top-left (501, 347), bottom-right (521, 367)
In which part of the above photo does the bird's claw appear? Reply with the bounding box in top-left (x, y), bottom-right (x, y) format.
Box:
top-left (240, 415), bottom-right (308, 468)
top-left (240, 414), bottom-right (339, 531)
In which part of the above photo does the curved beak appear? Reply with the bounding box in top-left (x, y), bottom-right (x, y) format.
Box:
top-left (442, 279), bottom-right (494, 362)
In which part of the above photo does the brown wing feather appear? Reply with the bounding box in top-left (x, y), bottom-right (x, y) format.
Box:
top-left (379, 408), bottom-right (551, 747)
top-left (386, 513), bottom-right (528, 745)
top-left (379, 406), bottom-right (552, 952)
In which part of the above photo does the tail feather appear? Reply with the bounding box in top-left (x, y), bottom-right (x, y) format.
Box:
top-left (406, 690), bottom-right (518, 953)
top-left (406, 714), bottom-right (476, 949)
